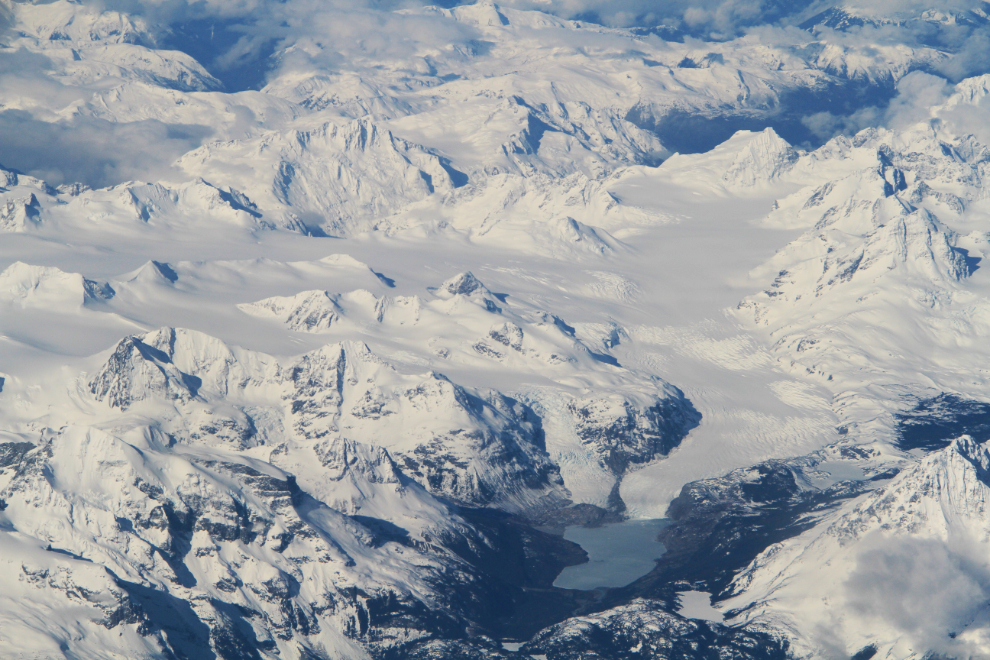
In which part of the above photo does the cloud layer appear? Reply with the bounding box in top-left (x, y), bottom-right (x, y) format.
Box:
top-left (0, 110), bottom-right (210, 188)
top-left (845, 535), bottom-right (990, 657)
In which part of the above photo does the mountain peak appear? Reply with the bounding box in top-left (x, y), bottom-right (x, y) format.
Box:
top-left (124, 260), bottom-right (179, 285)
top-left (440, 271), bottom-right (488, 296)
top-left (722, 128), bottom-right (799, 189)
top-left (940, 435), bottom-right (990, 477)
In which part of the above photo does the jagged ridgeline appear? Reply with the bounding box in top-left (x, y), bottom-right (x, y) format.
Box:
top-left (0, 297), bottom-right (700, 658)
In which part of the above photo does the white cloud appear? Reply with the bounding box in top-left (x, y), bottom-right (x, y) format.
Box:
top-left (884, 70), bottom-right (952, 128)
top-left (0, 110), bottom-right (210, 187)
top-left (845, 535), bottom-right (990, 657)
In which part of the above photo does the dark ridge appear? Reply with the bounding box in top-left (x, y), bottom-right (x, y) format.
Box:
top-left (852, 644), bottom-right (879, 660)
top-left (402, 638), bottom-right (520, 658)
top-left (373, 270), bottom-right (396, 288)
top-left (589, 351), bottom-right (620, 367)
top-left (45, 545), bottom-right (91, 562)
top-left (0, 441), bottom-right (34, 469)
top-left (522, 600), bottom-right (793, 660)
top-left (152, 261), bottom-right (179, 283)
top-left (215, 187), bottom-right (261, 218)
top-left (895, 393), bottom-right (990, 451)
top-left (551, 315), bottom-right (575, 336)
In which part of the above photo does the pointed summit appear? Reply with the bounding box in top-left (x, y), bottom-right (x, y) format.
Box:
top-left (437, 271), bottom-right (502, 313)
top-left (440, 271), bottom-right (489, 297)
top-left (722, 128), bottom-right (798, 189)
top-left (124, 260), bottom-right (179, 286)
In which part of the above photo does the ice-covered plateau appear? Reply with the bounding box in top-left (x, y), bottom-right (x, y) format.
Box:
top-left (5, 0), bottom-right (990, 658)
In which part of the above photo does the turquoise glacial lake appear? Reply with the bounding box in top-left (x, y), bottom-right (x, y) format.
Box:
top-left (553, 518), bottom-right (671, 590)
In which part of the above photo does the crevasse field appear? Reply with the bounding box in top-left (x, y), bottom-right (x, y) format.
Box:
top-left (3, 1), bottom-right (990, 658)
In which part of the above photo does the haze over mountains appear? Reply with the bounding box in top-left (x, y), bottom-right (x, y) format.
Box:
top-left (3, 0), bottom-right (990, 658)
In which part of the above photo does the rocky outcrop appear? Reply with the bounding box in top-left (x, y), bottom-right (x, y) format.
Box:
top-left (285, 341), bottom-right (567, 510)
top-left (89, 334), bottom-right (203, 409)
top-left (241, 290), bottom-right (344, 332)
top-left (87, 329), bottom-right (568, 511)
top-left (437, 271), bottom-right (503, 313)
top-left (0, 425), bottom-right (478, 660)
top-left (522, 599), bottom-right (791, 660)
top-left (0, 193), bottom-right (41, 232)
top-left (569, 393), bottom-right (701, 474)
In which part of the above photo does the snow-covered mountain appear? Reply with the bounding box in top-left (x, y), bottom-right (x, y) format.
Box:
top-left (733, 104), bottom-right (990, 447)
top-left (0, 262), bottom-right (115, 308)
top-left (3, 0), bottom-right (990, 657)
top-left (723, 436), bottom-right (990, 659)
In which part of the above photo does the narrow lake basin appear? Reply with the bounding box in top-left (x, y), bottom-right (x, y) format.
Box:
top-left (553, 518), bottom-right (671, 590)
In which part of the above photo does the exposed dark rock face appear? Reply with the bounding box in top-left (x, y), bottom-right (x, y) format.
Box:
top-left (25, 327), bottom-right (740, 658)
top-left (895, 393), bottom-right (990, 451)
top-left (522, 599), bottom-right (791, 660)
top-left (402, 638), bottom-right (520, 659)
top-left (0, 425), bottom-right (595, 660)
top-left (441, 272), bottom-right (488, 297)
top-left (0, 441), bottom-right (34, 468)
top-left (568, 388), bottom-right (701, 484)
top-left (438, 271), bottom-right (503, 313)
top-left (89, 330), bottom-right (568, 509)
top-left (386, 382), bottom-right (565, 509)
top-left (569, 394), bottom-right (701, 474)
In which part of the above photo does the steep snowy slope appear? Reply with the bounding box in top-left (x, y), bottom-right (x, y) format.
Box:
top-left (723, 436), bottom-right (990, 659)
top-left (84, 327), bottom-right (569, 511)
top-left (5, 258), bottom-right (701, 513)
top-left (0, 314), bottom-right (700, 656)
top-left (656, 127), bottom-right (801, 192)
top-left (178, 118), bottom-right (457, 236)
top-left (0, 422), bottom-right (527, 660)
top-left (0, 167), bottom-right (52, 233)
top-left (735, 110), bottom-right (990, 447)
top-left (0, 262), bottom-right (114, 309)
top-left (5, 0), bottom-right (220, 93)
top-left (226, 266), bottom-right (704, 509)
